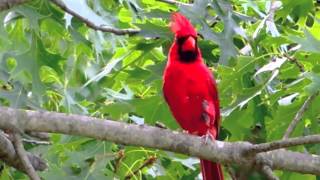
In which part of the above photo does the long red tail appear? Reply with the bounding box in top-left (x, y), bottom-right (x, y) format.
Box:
top-left (200, 159), bottom-right (224, 180)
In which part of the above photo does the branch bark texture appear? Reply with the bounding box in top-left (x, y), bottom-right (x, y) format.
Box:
top-left (249, 135), bottom-right (320, 154)
top-left (0, 0), bottom-right (29, 11)
top-left (261, 165), bottom-right (279, 180)
top-left (283, 93), bottom-right (318, 139)
top-left (0, 132), bottom-right (47, 172)
top-left (11, 133), bottom-right (40, 180)
top-left (0, 107), bottom-right (319, 175)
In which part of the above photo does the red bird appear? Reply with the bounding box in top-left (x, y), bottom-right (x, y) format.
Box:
top-left (163, 13), bottom-right (224, 180)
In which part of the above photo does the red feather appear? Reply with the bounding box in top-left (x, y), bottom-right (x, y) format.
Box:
top-left (170, 12), bottom-right (197, 37)
top-left (163, 12), bottom-right (224, 180)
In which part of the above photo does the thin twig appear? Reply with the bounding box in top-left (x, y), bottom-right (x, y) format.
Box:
top-left (261, 165), bottom-right (279, 180)
top-left (283, 54), bottom-right (305, 72)
top-left (50, 0), bottom-right (140, 35)
top-left (156, 0), bottom-right (190, 6)
top-left (283, 93), bottom-right (318, 139)
top-left (225, 164), bottom-right (237, 180)
top-left (248, 135), bottom-right (320, 154)
top-left (22, 139), bottom-right (51, 145)
top-left (114, 149), bottom-right (125, 173)
top-left (125, 156), bottom-right (157, 179)
top-left (11, 133), bottom-right (40, 180)
top-left (266, 0), bottom-right (279, 22)
top-left (155, 121), bottom-right (167, 129)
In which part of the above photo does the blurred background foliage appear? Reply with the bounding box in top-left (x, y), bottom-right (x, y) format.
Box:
top-left (0, 0), bottom-right (319, 179)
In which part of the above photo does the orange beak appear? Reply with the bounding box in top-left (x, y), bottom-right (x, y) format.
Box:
top-left (181, 36), bottom-right (196, 52)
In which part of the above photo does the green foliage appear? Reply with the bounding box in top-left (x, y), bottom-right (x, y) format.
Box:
top-left (0, 0), bottom-right (319, 179)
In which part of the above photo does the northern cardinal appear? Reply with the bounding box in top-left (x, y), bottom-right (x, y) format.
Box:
top-left (163, 13), bottom-right (224, 180)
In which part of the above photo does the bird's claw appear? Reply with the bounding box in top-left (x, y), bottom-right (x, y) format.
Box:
top-left (182, 130), bottom-right (189, 134)
top-left (200, 133), bottom-right (214, 145)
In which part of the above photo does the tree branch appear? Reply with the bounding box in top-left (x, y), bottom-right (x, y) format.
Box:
top-left (0, 0), bottom-right (29, 11)
top-left (282, 93), bottom-right (318, 139)
top-left (22, 138), bottom-right (51, 145)
top-left (266, 0), bottom-right (280, 22)
top-left (0, 0), bottom-right (140, 35)
top-left (261, 165), bottom-right (279, 180)
top-left (282, 54), bottom-right (305, 73)
top-left (0, 132), bottom-right (47, 172)
top-left (11, 133), bottom-right (40, 180)
top-left (224, 164), bottom-right (237, 180)
top-left (50, 0), bottom-right (140, 35)
top-left (247, 135), bottom-right (320, 154)
top-left (26, 131), bottom-right (50, 141)
top-left (125, 156), bottom-right (157, 179)
top-left (0, 107), bottom-right (319, 175)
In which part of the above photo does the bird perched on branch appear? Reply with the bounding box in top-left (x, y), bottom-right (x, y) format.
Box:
top-left (163, 12), bottom-right (224, 180)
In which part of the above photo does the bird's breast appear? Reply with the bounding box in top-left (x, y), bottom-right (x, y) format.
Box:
top-left (163, 63), bottom-right (215, 134)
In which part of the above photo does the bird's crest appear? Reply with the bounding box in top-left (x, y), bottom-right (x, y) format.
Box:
top-left (170, 13), bottom-right (197, 37)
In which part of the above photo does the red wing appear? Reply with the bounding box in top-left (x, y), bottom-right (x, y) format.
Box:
top-left (162, 74), bottom-right (170, 105)
top-left (206, 70), bottom-right (221, 133)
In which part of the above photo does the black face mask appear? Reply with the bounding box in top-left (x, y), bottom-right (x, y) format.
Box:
top-left (176, 36), bottom-right (198, 63)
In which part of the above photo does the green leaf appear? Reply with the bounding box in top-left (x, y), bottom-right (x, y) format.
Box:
top-left (137, 21), bottom-right (171, 38)
top-left (289, 29), bottom-right (320, 53)
top-left (10, 33), bottom-right (64, 96)
top-left (14, 5), bottom-right (46, 32)
top-left (304, 72), bottom-right (320, 95)
top-left (131, 95), bottom-right (177, 128)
